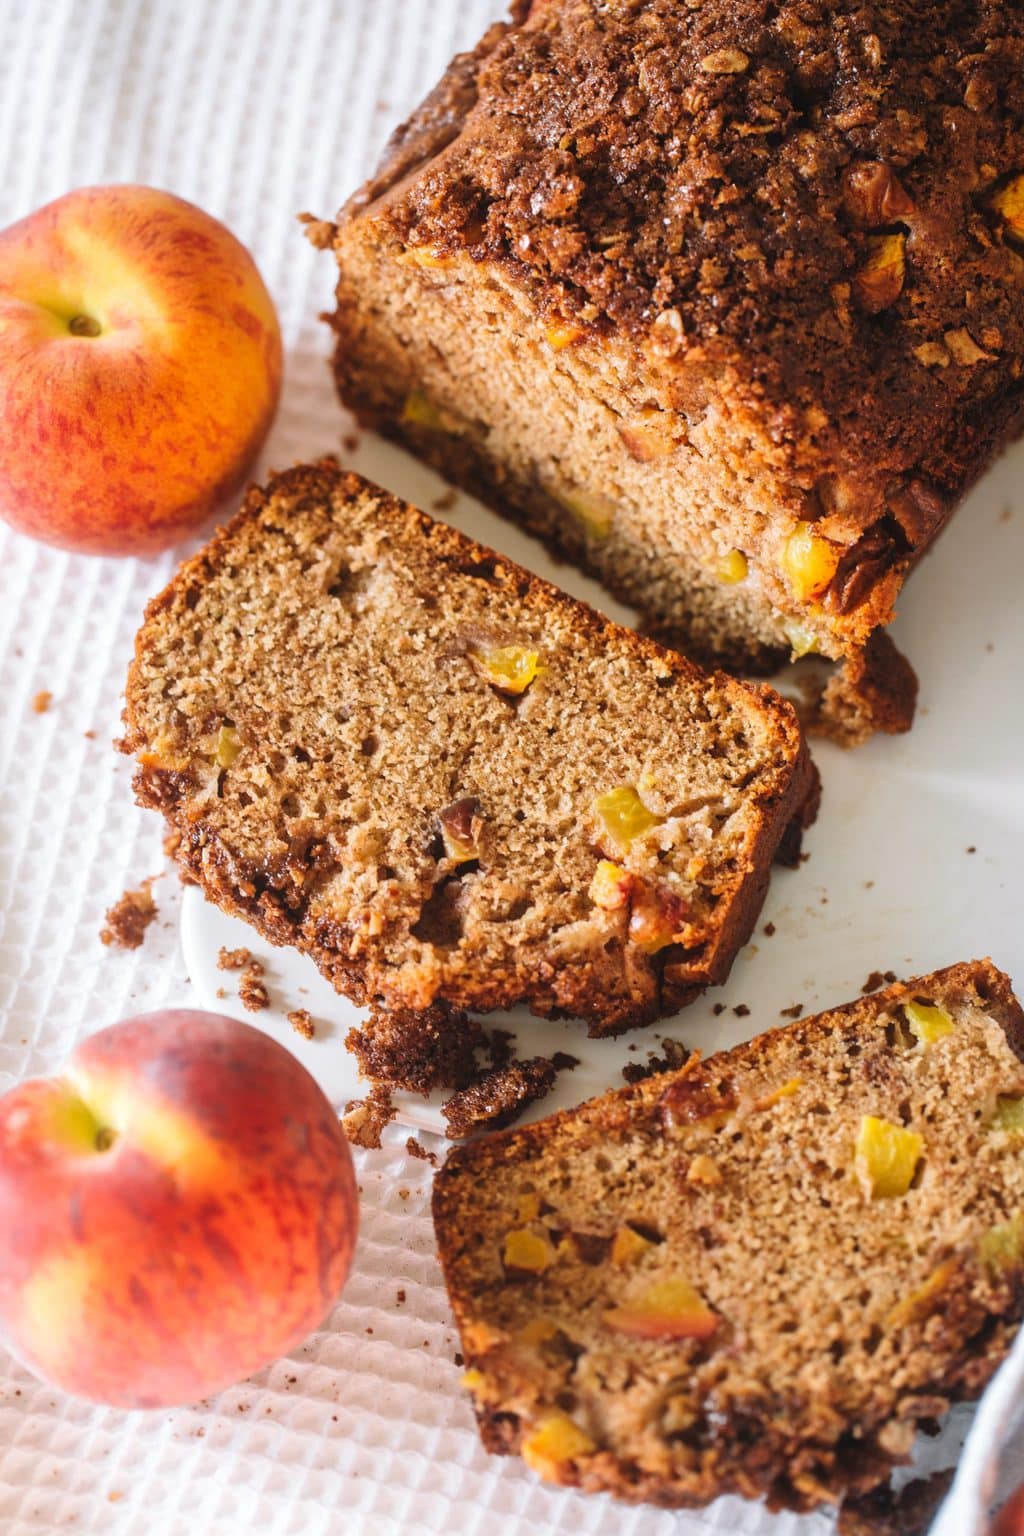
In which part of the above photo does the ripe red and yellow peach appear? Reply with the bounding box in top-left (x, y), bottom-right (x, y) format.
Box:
top-left (0, 1010), bottom-right (356, 1407)
top-left (0, 185), bottom-right (282, 555)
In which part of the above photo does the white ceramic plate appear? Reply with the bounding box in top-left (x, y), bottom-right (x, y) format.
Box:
top-left (182, 433), bottom-right (1024, 1136)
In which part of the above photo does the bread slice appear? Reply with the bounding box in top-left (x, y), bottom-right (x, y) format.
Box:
top-left (432, 960), bottom-right (1024, 1517)
top-left (316, 1), bottom-right (1024, 743)
top-left (122, 459), bottom-right (816, 1035)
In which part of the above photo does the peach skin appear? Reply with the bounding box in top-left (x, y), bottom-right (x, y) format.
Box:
top-left (0, 1010), bottom-right (357, 1407)
top-left (0, 185), bottom-right (282, 555)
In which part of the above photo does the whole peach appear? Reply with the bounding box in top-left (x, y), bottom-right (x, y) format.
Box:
top-left (0, 1011), bottom-right (356, 1407)
top-left (0, 185), bottom-right (282, 555)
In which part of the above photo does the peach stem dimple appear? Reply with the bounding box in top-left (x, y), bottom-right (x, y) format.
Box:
top-left (55, 1076), bottom-right (118, 1154)
top-left (68, 314), bottom-right (101, 337)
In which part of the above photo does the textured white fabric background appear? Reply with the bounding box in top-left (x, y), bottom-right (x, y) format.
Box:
top-left (0, 3), bottom-right (1018, 1535)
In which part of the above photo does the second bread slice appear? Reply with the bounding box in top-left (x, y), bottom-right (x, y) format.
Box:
top-left (122, 459), bottom-right (816, 1034)
top-left (432, 960), bottom-right (1024, 1517)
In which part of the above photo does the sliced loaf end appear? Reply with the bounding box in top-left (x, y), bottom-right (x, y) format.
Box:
top-left (433, 960), bottom-right (1024, 1514)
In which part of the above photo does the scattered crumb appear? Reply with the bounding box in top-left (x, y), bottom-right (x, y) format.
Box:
top-left (985, 642), bottom-right (994, 653)
top-left (551, 1051), bottom-right (580, 1071)
top-left (100, 881), bottom-right (158, 950)
top-left (215, 987), bottom-right (227, 999)
top-left (238, 965), bottom-right (270, 1013)
top-left (288, 1008), bottom-right (316, 1040)
top-left (297, 210), bottom-right (335, 249)
top-left (406, 1137), bottom-right (439, 1167)
top-left (454, 1352), bottom-right (464, 1368)
top-left (218, 946), bottom-right (253, 971)
top-left (342, 433), bottom-right (360, 455)
top-left (820, 894), bottom-right (828, 905)
top-left (862, 970), bottom-right (886, 994)
top-left (966, 845), bottom-right (976, 854)
top-left (83, 729), bottom-right (97, 740)
top-left (107, 1492), bottom-right (124, 1504)
top-left (712, 1002), bottom-right (726, 1017)
top-left (999, 504), bottom-right (1013, 523)
top-left (396, 1289), bottom-right (406, 1305)
top-left (343, 1084), bottom-right (396, 1149)
top-left (621, 1037), bottom-right (690, 1084)
top-left (442, 1057), bottom-right (561, 1138)
top-left (780, 1004), bottom-right (804, 1019)
top-left (32, 690), bottom-right (53, 714)
top-left (763, 921), bottom-right (776, 937)
top-left (398, 1188), bottom-right (410, 1200)
top-left (733, 1003), bottom-right (751, 1018)
top-left (431, 489), bottom-right (458, 513)
top-left (864, 880), bottom-right (875, 890)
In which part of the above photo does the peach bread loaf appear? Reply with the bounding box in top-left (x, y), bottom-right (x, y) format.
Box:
top-left (319, 0), bottom-right (1024, 744)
